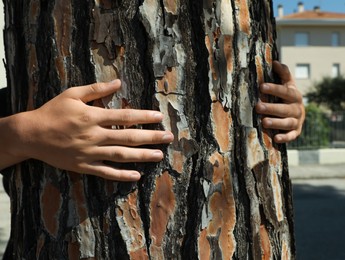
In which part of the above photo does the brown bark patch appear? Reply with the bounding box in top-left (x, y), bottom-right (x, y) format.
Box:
top-left (204, 152), bottom-right (236, 258)
top-left (70, 174), bottom-right (88, 221)
top-left (198, 229), bottom-right (211, 260)
top-left (224, 35), bottom-right (233, 73)
top-left (259, 225), bottom-right (272, 260)
top-left (255, 56), bottom-right (264, 85)
top-left (265, 43), bottom-right (272, 66)
top-left (116, 191), bottom-right (148, 256)
top-left (40, 181), bottom-right (62, 237)
top-left (172, 150), bottom-right (184, 174)
top-left (211, 101), bottom-right (232, 153)
top-left (235, 0), bottom-right (250, 35)
top-left (163, 0), bottom-right (178, 15)
top-left (149, 171), bottom-right (176, 249)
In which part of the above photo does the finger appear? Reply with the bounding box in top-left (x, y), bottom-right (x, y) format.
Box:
top-left (274, 131), bottom-right (299, 144)
top-left (272, 61), bottom-right (295, 85)
top-left (99, 129), bottom-right (174, 146)
top-left (84, 162), bottom-right (142, 181)
top-left (261, 117), bottom-right (299, 131)
top-left (259, 83), bottom-right (302, 104)
top-left (66, 80), bottom-right (121, 103)
top-left (256, 101), bottom-right (302, 119)
top-left (95, 108), bottom-right (164, 126)
top-left (93, 146), bottom-right (164, 163)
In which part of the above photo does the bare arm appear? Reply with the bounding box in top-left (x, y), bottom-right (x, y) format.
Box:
top-left (0, 80), bottom-right (174, 181)
top-left (256, 61), bottom-right (305, 143)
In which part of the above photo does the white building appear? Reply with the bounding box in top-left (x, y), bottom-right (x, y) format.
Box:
top-left (276, 2), bottom-right (345, 94)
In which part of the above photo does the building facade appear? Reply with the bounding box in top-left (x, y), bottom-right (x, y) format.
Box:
top-left (276, 3), bottom-right (345, 95)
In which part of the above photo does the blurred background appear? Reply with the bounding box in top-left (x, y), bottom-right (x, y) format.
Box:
top-left (1, 1), bottom-right (345, 259)
top-left (275, 1), bottom-right (345, 259)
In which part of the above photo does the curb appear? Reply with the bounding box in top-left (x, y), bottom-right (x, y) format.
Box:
top-left (288, 149), bottom-right (345, 166)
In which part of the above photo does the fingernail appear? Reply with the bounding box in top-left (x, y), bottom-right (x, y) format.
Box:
top-left (131, 171), bottom-right (141, 180)
top-left (153, 112), bottom-right (163, 121)
top-left (152, 151), bottom-right (163, 159)
top-left (162, 133), bottom-right (174, 142)
top-left (275, 136), bottom-right (283, 142)
top-left (109, 79), bottom-right (121, 84)
top-left (257, 102), bottom-right (266, 112)
top-left (265, 119), bottom-right (272, 126)
top-left (261, 84), bottom-right (270, 91)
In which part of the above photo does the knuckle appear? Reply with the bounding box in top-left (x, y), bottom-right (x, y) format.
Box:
top-left (90, 82), bottom-right (105, 93)
top-left (123, 132), bottom-right (136, 144)
top-left (120, 110), bottom-right (133, 123)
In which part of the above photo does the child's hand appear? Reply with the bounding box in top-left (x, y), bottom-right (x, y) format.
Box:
top-left (1, 80), bottom-right (174, 181)
top-left (256, 61), bottom-right (305, 143)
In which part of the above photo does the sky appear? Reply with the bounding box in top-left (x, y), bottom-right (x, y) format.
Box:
top-left (273, 0), bottom-right (345, 16)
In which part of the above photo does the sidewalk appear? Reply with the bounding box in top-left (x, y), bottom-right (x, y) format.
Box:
top-left (289, 163), bottom-right (345, 179)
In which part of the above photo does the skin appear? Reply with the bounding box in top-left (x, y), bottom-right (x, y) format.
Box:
top-left (255, 61), bottom-right (305, 143)
top-left (0, 62), bottom-right (305, 181)
top-left (0, 80), bottom-right (174, 181)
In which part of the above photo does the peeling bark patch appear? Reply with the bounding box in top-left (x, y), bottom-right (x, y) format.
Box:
top-left (129, 249), bottom-right (149, 260)
top-left (224, 35), bottom-right (233, 73)
top-left (262, 131), bottom-right (282, 170)
top-left (282, 239), bottom-right (291, 260)
top-left (271, 170), bottom-right (284, 222)
top-left (205, 35), bottom-right (218, 82)
top-left (52, 0), bottom-right (72, 86)
top-left (163, 0), bottom-right (179, 15)
top-left (53, 0), bottom-right (72, 57)
top-left (70, 175), bottom-right (88, 221)
top-left (235, 0), bottom-right (251, 35)
top-left (199, 152), bottom-right (236, 259)
top-left (259, 225), bottom-right (272, 260)
top-left (265, 43), bottom-right (272, 67)
top-left (157, 67), bottom-right (179, 94)
top-left (149, 171), bottom-right (176, 256)
top-left (40, 182), bottom-right (62, 237)
top-left (116, 191), bottom-right (148, 257)
top-left (198, 229), bottom-right (211, 260)
top-left (246, 128), bottom-right (265, 169)
top-left (211, 101), bottom-right (232, 153)
top-left (255, 56), bottom-right (264, 85)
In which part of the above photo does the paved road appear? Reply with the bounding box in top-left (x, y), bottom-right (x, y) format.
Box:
top-left (1, 165), bottom-right (345, 258)
top-left (293, 178), bottom-right (345, 260)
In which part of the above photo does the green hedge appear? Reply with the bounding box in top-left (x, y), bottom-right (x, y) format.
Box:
top-left (288, 104), bottom-right (330, 150)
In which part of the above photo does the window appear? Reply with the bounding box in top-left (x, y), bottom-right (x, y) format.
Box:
top-left (295, 64), bottom-right (310, 79)
top-left (332, 32), bottom-right (340, 46)
top-left (295, 32), bottom-right (309, 46)
top-left (332, 64), bottom-right (340, 77)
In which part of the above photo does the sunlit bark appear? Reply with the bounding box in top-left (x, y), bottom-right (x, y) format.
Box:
top-left (3, 0), bottom-right (295, 259)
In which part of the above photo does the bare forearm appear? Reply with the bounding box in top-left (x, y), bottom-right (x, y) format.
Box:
top-left (0, 112), bottom-right (32, 170)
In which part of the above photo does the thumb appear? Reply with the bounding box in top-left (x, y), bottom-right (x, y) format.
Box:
top-left (68, 80), bottom-right (121, 103)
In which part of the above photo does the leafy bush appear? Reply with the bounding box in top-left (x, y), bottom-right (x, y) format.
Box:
top-left (306, 76), bottom-right (345, 111)
top-left (288, 103), bottom-right (330, 150)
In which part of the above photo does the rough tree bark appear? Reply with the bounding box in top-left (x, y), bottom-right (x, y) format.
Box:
top-left (3, 0), bottom-right (295, 259)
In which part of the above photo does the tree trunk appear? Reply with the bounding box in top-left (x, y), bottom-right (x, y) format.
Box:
top-left (3, 0), bottom-right (295, 259)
